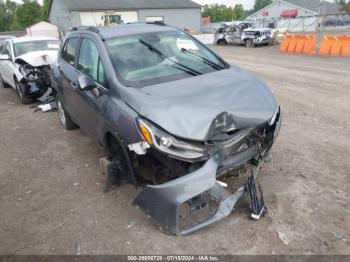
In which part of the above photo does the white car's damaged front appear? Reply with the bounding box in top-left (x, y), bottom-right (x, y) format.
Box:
top-left (0, 36), bottom-right (60, 104)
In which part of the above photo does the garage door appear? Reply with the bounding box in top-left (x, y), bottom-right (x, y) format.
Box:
top-left (80, 11), bottom-right (139, 26)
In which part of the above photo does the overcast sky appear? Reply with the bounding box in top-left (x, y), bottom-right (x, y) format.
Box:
top-left (193, 0), bottom-right (255, 9)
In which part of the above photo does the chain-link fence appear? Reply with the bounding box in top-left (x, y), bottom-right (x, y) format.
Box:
top-left (201, 14), bottom-right (350, 34)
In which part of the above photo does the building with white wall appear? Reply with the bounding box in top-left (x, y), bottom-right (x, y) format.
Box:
top-left (26, 21), bottom-right (60, 38)
top-left (247, 0), bottom-right (341, 32)
top-left (48, 0), bottom-right (202, 34)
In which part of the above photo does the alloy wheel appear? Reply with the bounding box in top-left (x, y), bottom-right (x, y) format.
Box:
top-left (57, 99), bottom-right (66, 126)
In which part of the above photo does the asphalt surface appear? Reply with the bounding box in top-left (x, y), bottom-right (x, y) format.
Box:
top-left (0, 43), bottom-right (349, 255)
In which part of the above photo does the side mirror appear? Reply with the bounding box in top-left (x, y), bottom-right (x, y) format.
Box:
top-left (78, 74), bottom-right (96, 91)
top-left (0, 54), bottom-right (10, 60)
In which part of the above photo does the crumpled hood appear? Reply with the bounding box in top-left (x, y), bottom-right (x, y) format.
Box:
top-left (121, 66), bottom-right (278, 141)
top-left (15, 50), bottom-right (58, 67)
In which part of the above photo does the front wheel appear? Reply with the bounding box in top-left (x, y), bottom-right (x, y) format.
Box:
top-left (56, 97), bottom-right (79, 130)
top-left (217, 39), bottom-right (228, 45)
top-left (15, 79), bottom-right (32, 104)
top-left (245, 39), bottom-right (255, 48)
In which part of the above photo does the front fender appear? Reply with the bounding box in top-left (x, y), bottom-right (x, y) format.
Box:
top-left (10, 63), bottom-right (23, 85)
top-left (104, 95), bottom-right (144, 146)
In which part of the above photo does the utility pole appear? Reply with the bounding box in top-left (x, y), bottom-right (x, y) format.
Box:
top-left (318, 0), bottom-right (324, 32)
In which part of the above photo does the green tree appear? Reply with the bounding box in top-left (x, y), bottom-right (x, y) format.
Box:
top-left (14, 0), bottom-right (42, 30)
top-left (336, 0), bottom-right (350, 13)
top-left (9, 13), bottom-right (22, 31)
top-left (233, 4), bottom-right (245, 20)
top-left (0, 0), bottom-right (17, 31)
top-left (42, 0), bottom-right (50, 21)
top-left (253, 0), bottom-right (273, 12)
top-left (203, 4), bottom-right (246, 22)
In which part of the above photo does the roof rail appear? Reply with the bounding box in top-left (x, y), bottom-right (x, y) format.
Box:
top-left (70, 26), bottom-right (106, 41)
top-left (126, 21), bottom-right (167, 26)
top-left (70, 26), bottom-right (100, 33)
top-left (147, 21), bottom-right (166, 26)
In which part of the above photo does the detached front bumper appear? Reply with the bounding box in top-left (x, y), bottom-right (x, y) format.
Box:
top-left (133, 146), bottom-right (260, 235)
top-left (133, 110), bottom-right (282, 235)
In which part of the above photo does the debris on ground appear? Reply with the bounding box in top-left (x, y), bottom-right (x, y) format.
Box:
top-left (38, 100), bottom-right (56, 112)
top-left (37, 88), bottom-right (53, 102)
top-left (73, 183), bottom-right (80, 187)
top-left (33, 88), bottom-right (57, 113)
top-left (303, 185), bottom-right (311, 191)
top-left (332, 232), bottom-right (347, 242)
top-left (127, 220), bottom-right (135, 229)
top-left (277, 230), bottom-right (289, 245)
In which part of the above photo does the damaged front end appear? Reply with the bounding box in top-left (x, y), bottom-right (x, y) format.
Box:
top-left (15, 54), bottom-right (53, 99)
top-left (131, 108), bottom-right (282, 235)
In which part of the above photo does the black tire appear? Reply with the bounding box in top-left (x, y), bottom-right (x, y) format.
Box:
top-left (0, 73), bottom-right (9, 88)
top-left (56, 96), bottom-right (79, 130)
top-left (245, 39), bottom-right (255, 48)
top-left (217, 39), bottom-right (228, 45)
top-left (15, 78), bottom-right (32, 104)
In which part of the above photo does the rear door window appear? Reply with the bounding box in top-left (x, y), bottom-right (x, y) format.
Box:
top-left (62, 37), bottom-right (80, 67)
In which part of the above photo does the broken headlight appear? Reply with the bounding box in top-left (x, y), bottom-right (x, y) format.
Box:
top-left (19, 65), bottom-right (35, 78)
top-left (137, 118), bottom-right (206, 161)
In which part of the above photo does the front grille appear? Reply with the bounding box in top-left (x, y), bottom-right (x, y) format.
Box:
top-left (207, 127), bottom-right (263, 158)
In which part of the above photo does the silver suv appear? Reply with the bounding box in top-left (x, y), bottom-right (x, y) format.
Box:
top-left (51, 23), bottom-right (282, 235)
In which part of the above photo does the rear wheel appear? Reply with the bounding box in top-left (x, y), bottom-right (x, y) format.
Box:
top-left (56, 97), bottom-right (79, 130)
top-left (245, 39), bottom-right (255, 48)
top-left (15, 79), bottom-right (32, 104)
top-left (0, 73), bottom-right (9, 88)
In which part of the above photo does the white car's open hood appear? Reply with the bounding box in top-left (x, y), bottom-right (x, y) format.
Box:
top-left (15, 50), bottom-right (58, 67)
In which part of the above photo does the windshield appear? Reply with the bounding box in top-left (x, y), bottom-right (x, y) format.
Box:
top-left (14, 40), bottom-right (60, 57)
top-left (106, 30), bottom-right (227, 87)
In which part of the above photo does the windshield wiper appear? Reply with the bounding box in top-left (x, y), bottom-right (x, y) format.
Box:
top-left (181, 48), bottom-right (225, 70)
top-left (139, 39), bottom-right (202, 76)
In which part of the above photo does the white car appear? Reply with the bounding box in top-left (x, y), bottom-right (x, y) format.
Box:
top-left (0, 36), bottom-right (60, 104)
top-left (241, 28), bottom-right (272, 48)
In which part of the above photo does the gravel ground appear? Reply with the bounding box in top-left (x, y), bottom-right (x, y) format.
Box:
top-left (0, 43), bottom-right (349, 255)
